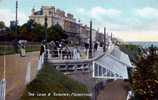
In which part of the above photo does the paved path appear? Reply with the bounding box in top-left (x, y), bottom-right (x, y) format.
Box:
top-left (97, 80), bottom-right (130, 100)
top-left (0, 52), bottom-right (39, 100)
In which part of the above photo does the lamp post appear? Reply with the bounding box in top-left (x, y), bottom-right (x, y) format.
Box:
top-left (103, 27), bottom-right (106, 52)
top-left (13, 0), bottom-right (19, 54)
top-left (44, 15), bottom-right (48, 63)
top-left (44, 15), bottom-right (48, 43)
top-left (89, 20), bottom-right (92, 58)
top-left (15, 0), bottom-right (18, 39)
top-left (111, 32), bottom-right (113, 44)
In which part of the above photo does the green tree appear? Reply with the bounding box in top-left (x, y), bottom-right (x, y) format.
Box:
top-left (132, 45), bottom-right (158, 100)
top-left (18, 21), bottom-right (68, 42)
top-left (19, 23), bottom-right (34, 41)
top-left (32, 23), bottom-right (45, 41)
top-left (119, 44), bottom-right (142, 63)
top-left (0, 21), bottom-right (5, 29)
top-left (48, 23), bottom-right (67, 41)
top-left (19, 21), bottom-right (45, 41)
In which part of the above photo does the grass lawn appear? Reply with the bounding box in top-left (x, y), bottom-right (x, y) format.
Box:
top-left (25, 44), bottom-right (40, 52)
top-left (0, 43), bottom-right (40, 55)
top-left (21, 64), bottom-right (90, 100)
top-left (0, 45), bottom-right (15, 55)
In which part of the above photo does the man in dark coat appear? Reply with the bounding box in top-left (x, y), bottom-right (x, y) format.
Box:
top-left (40, 44), bottom-right (45, 56)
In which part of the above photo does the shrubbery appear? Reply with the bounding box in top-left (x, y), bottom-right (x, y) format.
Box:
top-left (21, 64), bottom-right (90, 100)
top-left (119, 44), bottom-right (142, 63)
top-left (132, 46), bottom-right (158, 99)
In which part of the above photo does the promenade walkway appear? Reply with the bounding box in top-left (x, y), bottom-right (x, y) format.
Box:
top-left (0, 52), bottom-right (39, 100)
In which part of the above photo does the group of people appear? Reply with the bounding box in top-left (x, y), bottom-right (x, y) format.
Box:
top-left (13, 40), bottom-right (27, 57)
top-left (48, 41), bottom-right (82, 60)
top-left (60, 46), bottom-right (80, 60)
top-left (48, 40), bottom-right (100, 60)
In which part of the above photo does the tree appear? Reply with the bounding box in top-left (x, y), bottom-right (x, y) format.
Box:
top-left (19, 23), bottom-right (35, 41)
top-left (17, 21), bottom-right (68, 42)
top-left (27, 19), bottom-right (34, 32)
top-left (0, 21), bottom-right (5, 29)
top-left (48, 23), bottom-right (67, 41)
top-left (132, 45), bottom-right (158, 99)
top-left (32, 23), bottom-right (45, 41)
top-left (19, 21), bottom-right (45, 41)
top-left (119, 44), bottom-right (142, 63)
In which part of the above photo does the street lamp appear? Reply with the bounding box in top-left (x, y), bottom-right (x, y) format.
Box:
top-left (44, 15), bottom-right (48, 63)
top-left (15, 0), bottom-right (18, 40)
top-left (89, 20), bottom-right (93, 59)
top-left (103, 27), bottom-right (106, 52)
top-left (44, 15), bottom-right (48, 42)
top-left (13, 0), bottom-right (19, 54)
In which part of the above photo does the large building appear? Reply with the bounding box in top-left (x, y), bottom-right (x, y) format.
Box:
top-left (29, 6), bottom-right (104, 44)
top-left (29, 6), bottom-right (79, 32)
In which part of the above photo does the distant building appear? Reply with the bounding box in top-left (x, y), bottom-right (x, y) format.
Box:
top-left (96, 32), bottom-right (104, 43)
top-left (80, 25), bottom-right (89, 43)
top-left (10, 21), bottom-right (16, 27)
top-left (10, 21), bottom-right (17, 31)
top-left (29, 6), bottom-right (77, 30)
top-left (29, 6), bottom-right (104, 44)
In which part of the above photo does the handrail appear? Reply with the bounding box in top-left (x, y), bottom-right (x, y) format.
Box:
top-left (48, 52), bottom-right (105, 64)
top-left (47, 45), bottom-right (114, 64)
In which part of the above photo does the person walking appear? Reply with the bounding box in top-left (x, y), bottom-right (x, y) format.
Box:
top-left (40, 44), bottom-right (45, 56)
top-left (76, 47), bottom-right (80, 60)
top-left (73, 46), bottom-right (79, 60)
top-left (94, 42), bottom-right (98, 51)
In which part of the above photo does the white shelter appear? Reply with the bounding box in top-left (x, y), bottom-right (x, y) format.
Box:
top-left (92, 46), bottom-right (133, 79)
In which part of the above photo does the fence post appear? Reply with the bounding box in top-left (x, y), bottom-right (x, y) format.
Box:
top-left (61, 50), bottom-right (63, 60)
top-left (37, 52), bottom-right (44, 71)
top-left (0, 79), bottom-right (6, 100)
top-left (25, 62), bottom-right (31, 85)
top-left (57, 48), bottom-right (60, 59)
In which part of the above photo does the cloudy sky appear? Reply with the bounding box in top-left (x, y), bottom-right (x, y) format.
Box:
top-left (0, 0), bottom-right (158, 41)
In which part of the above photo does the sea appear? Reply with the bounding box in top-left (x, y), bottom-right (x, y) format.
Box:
top-left (128, 41), bottom-right (158, 48)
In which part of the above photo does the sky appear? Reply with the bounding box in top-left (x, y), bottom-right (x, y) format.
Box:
top-left (0, 0), bottom-right (158, 41)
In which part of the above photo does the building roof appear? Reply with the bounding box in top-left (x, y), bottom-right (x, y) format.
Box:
top-left (94, 46), bottom-right (133, 79)
top-left (95, 55), bottom-right (129, 79)
top-left (34, 10), bottom-right (43, 15)
top-left (110, 46), bottom-right (132, 67)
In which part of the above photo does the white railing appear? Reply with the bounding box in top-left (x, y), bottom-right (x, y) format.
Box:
top-left (48, 49), bottom-right (89, 60)
top-left (37, 52), bottom-right (45, 71)
top-left (25, 62), bottom-right (31, 85)
top-left (25, 50), bottom-right (45, 85)
top-left (0, 79), bottom-right (6, 100)
top-left (48, 47), bottom-right (104, 61)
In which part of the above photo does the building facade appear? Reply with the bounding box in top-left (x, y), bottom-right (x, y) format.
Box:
top-left (29, 6), bottom-right (104, 44)
top-left (29, 6), bottom-right (77, 31)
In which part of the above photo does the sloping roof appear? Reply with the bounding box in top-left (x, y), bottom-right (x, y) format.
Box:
top-left (95, 54), bottom-right (129, 79)
top-left (110, 46), bottom-right (132, 67)
top-left (94, 46), bottom-right (133, 79)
